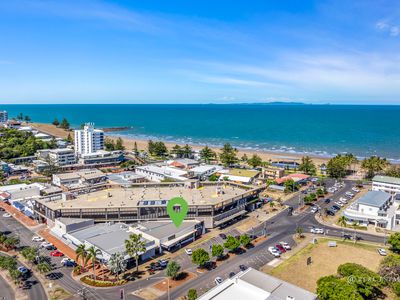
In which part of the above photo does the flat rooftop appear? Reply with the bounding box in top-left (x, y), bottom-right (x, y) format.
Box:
top-left (134, 220), bottom-right (200, 240)
top-left (38, 183), bottom-right (252, 210)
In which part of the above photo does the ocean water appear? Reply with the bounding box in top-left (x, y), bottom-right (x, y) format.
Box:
top-left (2, 104), bottom-right (400, 160)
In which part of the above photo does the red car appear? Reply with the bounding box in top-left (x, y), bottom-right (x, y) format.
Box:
top-left (275, 244), bottom-right (286, 253)
top-left (50, 250), bottom-right (64, 257)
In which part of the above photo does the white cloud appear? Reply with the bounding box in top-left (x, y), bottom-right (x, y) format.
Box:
top-left (375, 19), bottom-right (400, 37)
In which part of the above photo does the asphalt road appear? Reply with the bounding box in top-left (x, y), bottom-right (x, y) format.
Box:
top-left (0, 252), bottom-right (46, 300)
top-left (0, 273), bottom-right (14, 300)
top-left (0, 179), bottom-right (387, 300)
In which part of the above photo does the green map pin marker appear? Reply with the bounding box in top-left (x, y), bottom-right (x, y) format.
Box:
top-left (167, 197), bottom-right (189, 228)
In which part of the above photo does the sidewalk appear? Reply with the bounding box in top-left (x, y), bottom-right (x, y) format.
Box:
top-left (0, 202), bottom-right (38, 227)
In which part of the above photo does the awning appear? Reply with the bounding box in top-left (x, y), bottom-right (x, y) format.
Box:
top-left (161, 229), bottom-right (197, 248)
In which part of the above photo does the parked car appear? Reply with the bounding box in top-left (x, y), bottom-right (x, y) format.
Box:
top-left (310, 228), bottom-right (324, 234)
top-left (310, 207), bottom-right (318, 213)
top-left (268, 247), bottom-right (280, 257)
top-left (2, 213), bottom-right (11, 218)
top-left (275, 244), bottom-right (286, 253)
top-left (324, 198), bottom-right (331, 204)
top-left (377, 248), bottom-right (387, 256)
top-left (334, 202), bottom-right (344, 207)
top-left (40, 242), bottom-right (56, 250)
top-left (352, 187), bottom-right (360, 193)
top-left (18, 266), bottom-right (29, 275)
top-left (50, 250), bottom-right (64, 257)
top-left (185, 248), bottom-right (192, 255)
top-left (332, 205), bottom-right (341, 211)
top-left (326, 210), bottom-right (335, 216)
top-left (214, 277), bottom-right (223, 285)
top-left (219, 233), bottom-right (227, 240)
top-left (61, 258), bottom-right (76, 267)
top-left (32, 236), bottom-right (44, 242)
top-left (279, 241), bottom-right (291, 250)
top-left (239, 264), bottom-right (247, 271)
top-left (158, 259), bottom-right (168, 268)
top-left (229, 272), bottom-right (236, 278)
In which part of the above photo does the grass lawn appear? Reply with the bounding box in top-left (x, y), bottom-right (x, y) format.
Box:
top-left (268, 238), bottom-right (384, 292)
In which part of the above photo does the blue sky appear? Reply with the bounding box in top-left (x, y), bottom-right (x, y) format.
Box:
top-left (0, 0), bottom-right (400, 104)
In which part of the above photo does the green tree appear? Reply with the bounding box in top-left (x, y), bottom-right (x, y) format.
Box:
top-left (105, 138), bottom-right (116, 151)
top-left (21, 246), bottom-right (37, 265)
top-left (4, 236), bottom-right (19, 250)
top-left (298, 156), bottom-right (316, 175)
top-left (52, 118), bottom-right (60, 126)
top-left (182, 144), bottom-right (193, 158)
top-left (317, 275), bottom-right (362, 300)
top-left (66, 133), bottom-right (73, 143)
top-left (87, 246), bottom-right (102, 281)
top-left (241, 154), bottom-right (248, 162)
top-left (388, 233), bottom-right (400, 253)
top-left (223, 235), bottom-right (241, 252)
top-left (191, 248), bottom-right (210, 268)
top-left (187, 289), bottom-right (197, 300)
top-left (219, 143), bottom-right (238, 167)
top-left (24, 115), bottom-right (31, 122)
top-left (200, 146), bottom-right (216, 163)
top-left (385, 166), bottom-right (400, 178)
top-left (75, 244), bottom-right (89, 268)
top-left (211, 244), bottom-right (224, 259)
top-left (208, 174), bottom-right (219, 181)
top-left (9, 269), bottom-right (22, 286)
top-left (37, 262), bottom-right (52, 274)
top-left (125, 233), bottom-right (146, 273)
top-left (107, 252), bottom-right (127, 281)
top-left (247, 154), bottom-right (262, 168)
top-left (295, 226), bottom-right (304, 238)
top-left (17, 112), bottom-right (23, 120)
top-left (171, 144), bottom-right (183, 158)
top-left (59, 118), bottom-right (70, 129)
top-left (239, 234), bottom-right (251, 248)
top-left (115, 137), bottom-right (125, 150)
top-left (284, 178), bottom-right (296, 193)
top-left (337, 263), bottom-right (384, 298)
top-left (133, 141), bottom-right (139, 156)
top-left (361, 156), bottom-right (389, 179)
top-left (338, 216), bottom-right (348, 236)
top-left (166, 260), bottom-right (181, 280)
top-left (327, 155), bottom-right (352, 179)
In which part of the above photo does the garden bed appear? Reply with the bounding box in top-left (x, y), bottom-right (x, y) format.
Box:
top-left (80, 275), bottom-right (126, 287)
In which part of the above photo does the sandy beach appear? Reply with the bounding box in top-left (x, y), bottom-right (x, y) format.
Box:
top-left (31, 122), bottom-right (331, 166)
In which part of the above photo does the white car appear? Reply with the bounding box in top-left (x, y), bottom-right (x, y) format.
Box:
top-left (334, 202), bottom-right (344, 207)
top-left (346, 192), bottom-right (354, 197)
top-left (377, 248), bottom-right (387, 256)
top-left (40, 242), bottom-right (53, 249)
top-left (310, 207), bottom-right (318, 213)
top-left (279, 241), bottom-right (291, 250)
top-left (214, 277), bottom-right (223, 285)
top-left (268, 247), bottom-right (281, 257)
top-left (2, 213), bottom-right (11, 218)
top-left (352, 187), bottom-right (360, 193)
top-left (339, 197), bottom-right (348, 203)
top-left (185, 248), bottom-right (192, 255)
top-left (32, 236), bottom-right (44, 242)
top-left (311, 228), bottom-right (324, 234)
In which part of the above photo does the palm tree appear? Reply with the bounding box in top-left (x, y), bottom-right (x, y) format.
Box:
top-left (338, 216), bottom-right (347, 237)
top-left (361, 156), bottom-right (389, 179)
top-left (295, 226), bottom-right (304, 238)
top-left (37, 262), bottom-right (52, 274)
top-left (182, 144), bottom-right (193, 158)
top-left (75, 244), bottom-right (89, 269)
top-left (87, 246), bottom-right (102, 281)
top-left (199, 146), bottom-right (216, 163)
top-left (298, 156), bottom-right (316, 175)
top-left (107, 252), bottom-right (127, 281)
top-left (125, 233), bottom-right (146, 273)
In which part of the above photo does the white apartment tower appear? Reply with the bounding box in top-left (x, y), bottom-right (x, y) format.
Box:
top-left (0, 111), bottom-right (8, 123)
top-left (74, 123), bottom-right (104, 155)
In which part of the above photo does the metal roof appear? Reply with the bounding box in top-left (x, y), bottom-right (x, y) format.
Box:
top-left (357, 190), bottom-right (392, 208)
top-left (373, 175), bottom-right (400, 186)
